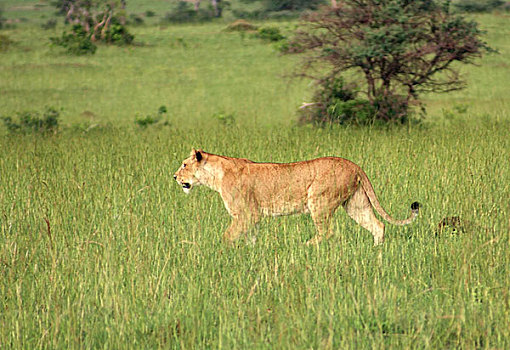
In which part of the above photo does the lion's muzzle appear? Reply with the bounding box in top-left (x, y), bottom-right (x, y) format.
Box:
top-left (174, 174), bottom-right (192, 193)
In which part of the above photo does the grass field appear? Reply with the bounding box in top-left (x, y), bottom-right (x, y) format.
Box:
top-left (1, 2), bottom-right (509, 348)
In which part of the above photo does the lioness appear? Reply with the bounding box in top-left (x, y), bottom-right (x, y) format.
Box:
top-left (174, 149), bottom-right (420, 245)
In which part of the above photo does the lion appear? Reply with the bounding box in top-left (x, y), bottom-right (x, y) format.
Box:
top-left (174, 149), bottom-right (420, 246)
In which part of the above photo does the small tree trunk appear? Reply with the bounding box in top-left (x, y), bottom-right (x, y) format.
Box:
top-left (91, 12), bottom-right (107, 42)
top-left (118, 0), bottom-right (126, 25)
top-left (81, 8), bottom-right (91, 35)
top-left (66, 3), bottom-right (75, 24)
top-left (101, 10), bottom-right (113, 41)
top-left (363, 69), bottom-right (376, 104)
top-left (211, 0), bottom-right (222, 17)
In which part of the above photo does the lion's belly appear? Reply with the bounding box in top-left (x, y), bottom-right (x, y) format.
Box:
top-left (257, 189), bottom-right (311, 216)
top-left (252, 177), bottom-right (312, 217)
top-left (260, 200), bottom-right (310, 217)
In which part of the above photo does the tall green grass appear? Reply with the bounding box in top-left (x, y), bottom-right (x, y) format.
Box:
top-left (0, 3), bottom-right (509, 348)
top-left (1, 124), bottom-right (508, 348)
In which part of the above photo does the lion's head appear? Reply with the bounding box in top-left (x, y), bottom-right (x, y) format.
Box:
top-left (174, 148), bottom-right (204, 194)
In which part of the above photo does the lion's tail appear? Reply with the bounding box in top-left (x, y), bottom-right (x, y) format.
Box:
top-left (359, 170), bottom-right (420, 226)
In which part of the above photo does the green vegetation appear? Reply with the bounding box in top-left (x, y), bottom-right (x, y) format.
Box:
top-left (1, 106), bottom-right (60, 133)
top-left (50, 24), bottom-right (98, 55)
top-left (0, 33), bottom-right (13, 51)
top-left (134, 105), bottom-right (169, 128)
top-left (286, 0), bottom-right (493, 124)
top-left (256, 25), bottom-right (286, 42)
top-left (454, 0), bottom-right (507, 13)
top-left (50, 0), bottom-right (134, 55)
top-left (1, 1), bottom-right (509, 348)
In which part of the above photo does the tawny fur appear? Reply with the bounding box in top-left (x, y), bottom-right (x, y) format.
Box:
top-left (174, 149), bottom-right (420, 245)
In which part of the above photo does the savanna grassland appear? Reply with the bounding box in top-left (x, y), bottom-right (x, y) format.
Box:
top-left (1, 1), bottom-right (509, 348)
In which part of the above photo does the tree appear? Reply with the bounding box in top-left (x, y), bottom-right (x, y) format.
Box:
top-left (286, 0), bottom-right (493, 124)
top-left (53, 0), bottom-right (130, 43)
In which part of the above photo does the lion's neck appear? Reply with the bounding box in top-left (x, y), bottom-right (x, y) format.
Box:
top-left (196, 154), bottom-right (227, 192)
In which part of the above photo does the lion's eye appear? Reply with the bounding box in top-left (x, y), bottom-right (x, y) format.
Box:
top-left (182, 164), bottom-right (186, 168)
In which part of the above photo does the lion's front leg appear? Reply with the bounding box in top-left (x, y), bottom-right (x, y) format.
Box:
top-left (221, 190), bottom-right (260, 245)
top-left (223, 214), bottom-right (260, 244)
top-left (306, 198), bottom-right (337, 246)
top-left (306, 212), bottom-right (334, 246)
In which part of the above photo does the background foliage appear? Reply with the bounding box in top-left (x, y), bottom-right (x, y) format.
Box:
top-left (286, 0), bottom-right (493, 124)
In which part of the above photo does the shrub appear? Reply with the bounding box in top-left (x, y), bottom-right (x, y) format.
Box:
top-left (135, 115), bottom-right (160, 128)
top-left (256, 26), bottom-right (285, 42)
top-left (50, 24), bottom-right (97, 55)
top-left (231, 9), bottom-right (265, 19)
top-left (0, 34), bottom-right (13, 52)
top-left (453, 0), bottom-right (505, 13)
top-left (212, 112), bottom-right (236, 126)
top-left (162, 2), bottom-right (215, 23)
top-left (299, 77), bottom-right (380, 125)
top-left (224, 20), bottom-right (258, 32)
top-left (263, 10), bottom-right (300, 20)
top-left (135, 106), bottom-right (169, 128)
top-left (261, 0), bottom-right (325, 12)
top-left (52, 1), bottom-right (135, 50)
top-left (1, 107), bottom-right (60, 134)
top-left (53, 0), bottom-right (133, 45)
top-left (103, 18), bottom-right (134, 45)
top-left (233, 0), bottom-right (323, 19)
top-left (0, 7), bottom-right (5, 29)
top-left (145, 10), bottom-right (156, 17)
top-left (299, 77), bottom-right (415, 125)
top-left (129, 13), bottom-right (145, 26)
top-left (41, 18), bottom-right (58, 30)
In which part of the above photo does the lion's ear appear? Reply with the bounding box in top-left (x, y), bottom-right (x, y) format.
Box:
top-left (190, 148), bottom-right (197, 157)
top-left (195, 149), bottom-right (203, 162)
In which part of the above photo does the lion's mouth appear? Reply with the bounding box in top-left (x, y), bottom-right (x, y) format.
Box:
top-left (182, 183), bottom-right (191, 189)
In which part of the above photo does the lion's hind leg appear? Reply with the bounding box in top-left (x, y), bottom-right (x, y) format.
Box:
top-left (343, 187), bottom-right (385, 245)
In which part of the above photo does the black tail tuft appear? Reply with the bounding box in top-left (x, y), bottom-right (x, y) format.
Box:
top-left (411, 202), bottom-right (421, 211)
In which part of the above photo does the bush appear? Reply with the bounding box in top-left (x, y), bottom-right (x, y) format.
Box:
top-left (103, 18), bottom-right (134, 45)
top-left (298, 77), bottom-right (410, 126)
top-left (1, 107), bottom-right (60, 134)
top-left (263, 10), bottom-right (300, 20)
top-left (162, 2), bottom-right (215, 23)
top-left (41, 18), bottom-right (58, 30)
top-left (231, 9), bottom-right (265, 19)
top-left (134, 115), bottom-right (160, 128)
top-left (50, 24), bottom-right (97, 55)
top-left (224, 20), bottom-right (258, 32)
top-left (0, 7), bottom-right (5, 29)
top-left (0, 34), bottom-right (13, 52)
top-left (256, 26), bottom-right (285, 42)
top-left (212, 112), bottom-right (236, 126)
top-left (135, 106), bottom-right (169, 128)
top-left (262, 0), bottom-right (325, 12)
top-left (453, 0), bottom-right (505, 13)
top-left (51, 18), bottom-right (133, 54)
top-left (129, 13), bottom-right (145, 26)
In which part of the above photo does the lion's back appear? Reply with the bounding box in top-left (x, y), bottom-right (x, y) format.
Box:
top-left (219, 156), bottom-right (360, 216)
